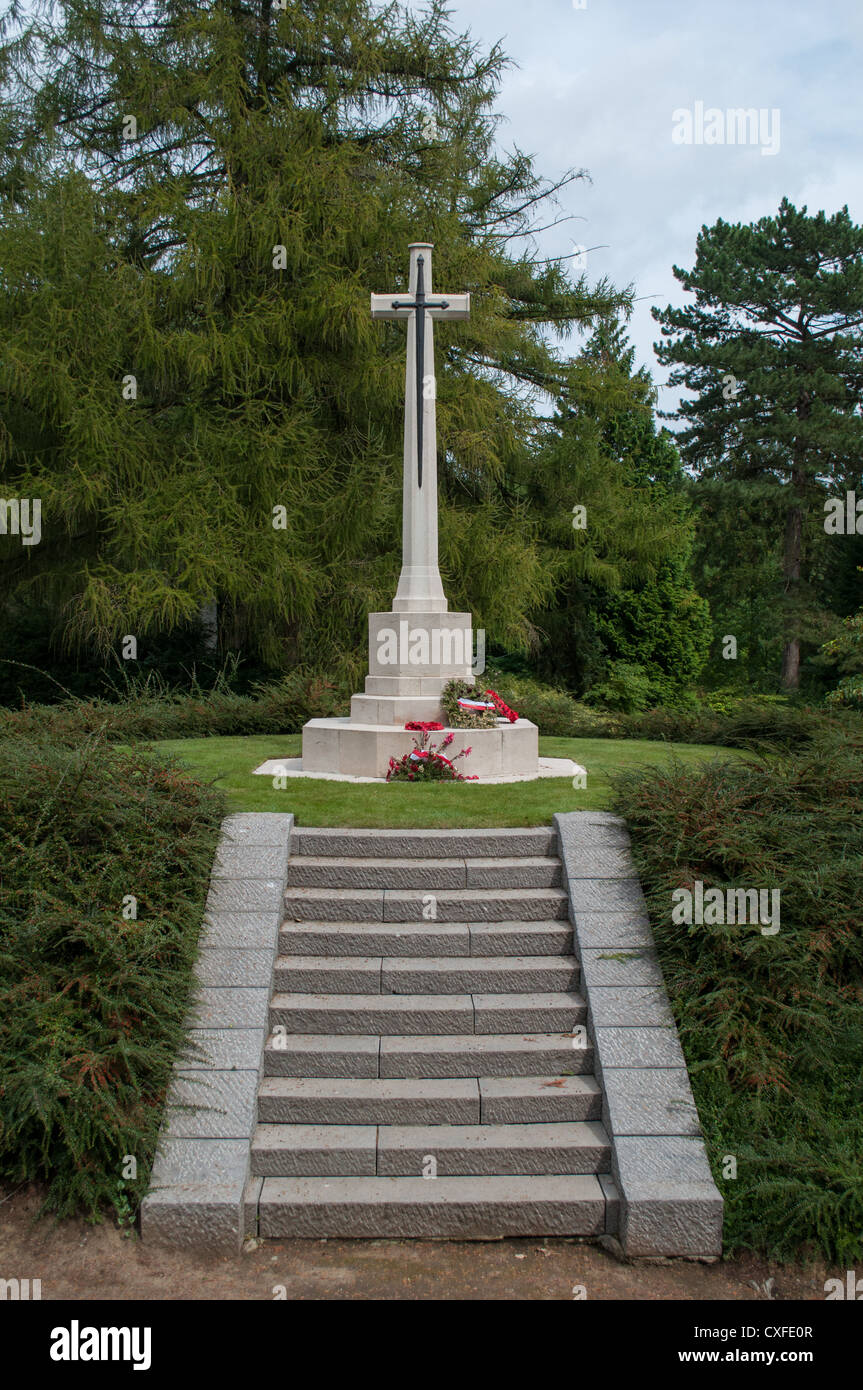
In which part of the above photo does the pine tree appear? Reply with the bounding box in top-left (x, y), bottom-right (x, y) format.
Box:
top-left (653, 199), bottom-right (863, 689)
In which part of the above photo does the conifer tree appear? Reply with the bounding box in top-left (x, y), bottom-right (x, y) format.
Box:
top-left (527, 318), bottom-right (710, 695)
top-left (653, 199), bottom-right (863, 689)
top-left (0, 0), bottom-right (627, 679)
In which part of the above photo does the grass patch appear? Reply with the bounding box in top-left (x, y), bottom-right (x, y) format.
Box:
top-left (142, 734), bottom-right (747, 826)
top-left (613, 732), bottom-right (863, 1263)
top-left (0, 731), bottom-right (225, 1220)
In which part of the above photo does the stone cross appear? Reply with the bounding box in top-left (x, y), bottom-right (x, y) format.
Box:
top-left (371, 243), bottom-right (469, 613)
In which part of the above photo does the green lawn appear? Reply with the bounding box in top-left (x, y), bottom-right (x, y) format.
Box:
top-left (146, 734), bottom-right (748, 827)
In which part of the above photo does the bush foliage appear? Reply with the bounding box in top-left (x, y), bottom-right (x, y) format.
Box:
top-left (0, 731), bottom-right (224, 1218)
top-left (614, 731), bottom-right (863, 1261)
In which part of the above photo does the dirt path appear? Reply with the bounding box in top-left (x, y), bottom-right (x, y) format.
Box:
top-left (0, 1185), bottom-right (836, 1301)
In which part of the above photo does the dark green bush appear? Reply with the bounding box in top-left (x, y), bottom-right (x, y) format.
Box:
top-left (0, 666), bottom-right (352, 745)
top-left (613, 730), bottom-right (863, 1261)
top-left (0, 730), bottom-right (225, 1219)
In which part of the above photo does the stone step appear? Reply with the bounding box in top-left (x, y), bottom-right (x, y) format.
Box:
top-left (290, 827), bottom-right (558, 859)
top-left (282, 886), bottom-right (570, 923)
top-left (378, 1033), bottom-right (594, 1079)
top-left (257, 1076), bottom-right (480, 1125)
top-left (380, 955), bottom-right (579, 995)
top-left (258, 1175), bottom-right (607, 1238)
top-left (257, 1075), bottom-right (598, 1125)
top-left (268, 991), bottom-right (586, 1035)
top-left (252, 1124), bottom-right (377, 1176)
top-left (262, 1031), bottom-right (594, 1078)
top-left (250, 1120), bottom-right (610, 1178)
top-left (479, 1075), bottom-right (601, 1123)
top-left (271, 954), bottom-right (579, 995)
top-left (264, 1034), bottom-right (381, 1077)
top-left (277, 920), bottom-right (573, 957)
top-left (285, 856), bottom-right (561, 891)
top-left (376, 1121), bottom-right (611, 1177)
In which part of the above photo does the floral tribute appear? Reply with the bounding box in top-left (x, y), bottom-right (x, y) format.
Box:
top-left (387, 730), bottom-right (478, 781)
top-left (484, 689), bottom-right (519, 723)
top-left (404, 720), bottom-right (444, 732)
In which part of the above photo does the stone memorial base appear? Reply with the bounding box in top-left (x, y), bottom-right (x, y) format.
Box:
top-left (301, 715), bottom-right (539, 781)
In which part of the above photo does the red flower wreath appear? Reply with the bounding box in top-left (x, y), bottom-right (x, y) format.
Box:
top-left (484, 689), bottom-right (519, 723)
top-left (404, 720), bottom-right (444, 732)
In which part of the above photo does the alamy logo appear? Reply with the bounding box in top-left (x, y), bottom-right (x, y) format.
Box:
top-left (824, 492), bottom-right (863, 535)
top-left (672, 102), bottom-right (781, 157)
top-left (824, 1271), bottom-right (863, 1300)
top-left (0, 497), bottom-right (41, 545)
top-left (377, 621), bottom-right (483, 672)
top-left (50, 1321), bottom-right (152, 1371)
top-left (0, 1277), bottom-right (41, 1299)
top-left (672, 881), bottom-right (780, 936)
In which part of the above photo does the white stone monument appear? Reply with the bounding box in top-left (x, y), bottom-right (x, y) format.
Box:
top-left (300, 242), bottom-right (539, 779)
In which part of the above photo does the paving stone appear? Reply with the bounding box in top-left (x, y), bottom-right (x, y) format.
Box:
top-left (565, 878), bottom-right (646, 913)
top-left (206, 878), bottom-right (285, 914)
top-left (273, 955), bottom-right (382, 993)
top-left (564, 846), bottom-right (638, 880)
top-left (195, 949), bottom-right (273, 989)
top-left (613, 1136), bottom-right (723, 1258)
top-left (586, 986), bottom-right (675, 1029)
top-left (383, 887), bottom-right (568, 923)
top-left (479, 1075), bottom-right (602, 1123)
top-left (591, 1025), bottom-right (685, 1070)
top-left (579, 948), bottom-right (663, 990)
top-left (258, 1176), bottom-right (606, 1238)
top-left (601, 1067), bottom-right (702, 1138)
top-left (290, 828), bottom-right (557, 858)
top-left (469, 921), bottom-right (573, 957)
top-left (377, 1121), bottom-right (610, 1176)
top-left (212, 845), bottom-right (289, 879)
top-left (283, 887), bottom-right (384, 921)
top-left (382, 956), bottom-right (578, 996)
top-left (178, 1028), bottom-right (265, 1072)
top-left (570, 912), bottom-right (653, 950)
top-left (269, 993), bottom-right (473, 1035)
top-left (221, 813), bottom-right (294, 846)
top-left (287, 857), bottom-right (467, 890)
top-left (191, 987), bottom-right (270, 1029)
top-left (473, 991), bottom-right (586, 1033)
top-left (252, 1124), bottom-right (376, 1177)
top-left (379, 1033), bottom-right (592, 1078)
top-left (279, 922), bottom-right (470, 957)
top-left (141, 1185), bottom-right (245, 1251)
top-left (257, 1077), bottom-right (479, 1125)
top-left (200, 912), bottom-right (280, 951)
top-left (263, 1034), bottom-right (380, 1078)
top-left (148, 1137), bottom-right (251, 1187)
top-left (464, 857), bottom-right (562, 889)
top-left (164, 1070), bottom-right (258, 1140)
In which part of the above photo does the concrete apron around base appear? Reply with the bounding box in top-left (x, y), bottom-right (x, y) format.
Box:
top-left (301, 718), bottom-right (539, 779)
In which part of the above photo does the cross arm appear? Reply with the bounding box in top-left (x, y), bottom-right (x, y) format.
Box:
top-left (429, 292), bottom-right (470, 321)
top-left (370, 292), bottom-right (412, 320)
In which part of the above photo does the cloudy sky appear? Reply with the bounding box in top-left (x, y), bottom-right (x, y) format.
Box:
top-left (408, 0), bottom-right (863, 414)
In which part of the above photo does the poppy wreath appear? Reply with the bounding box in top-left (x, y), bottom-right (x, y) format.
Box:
top-left (386, 730), bottom-right (478, 781)
top-left (484, 689), bottom-right (519, 723)
top-left (441, 678), bottom-right (497, 729)
top-left (404, 720), bottom-right (444, 732)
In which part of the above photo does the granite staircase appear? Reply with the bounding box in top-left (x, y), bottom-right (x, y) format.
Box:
top-left (252, 827), bottom-right (618, 1238)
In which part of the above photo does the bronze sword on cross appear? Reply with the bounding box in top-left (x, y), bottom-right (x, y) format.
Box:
top-left (370, 245), bottom-right (470, 490)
